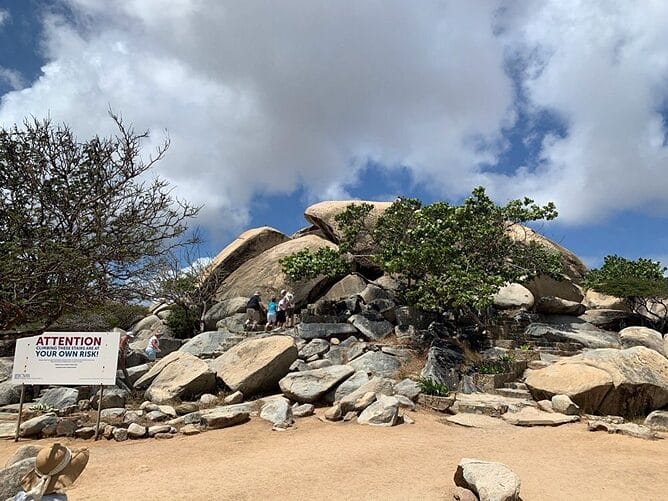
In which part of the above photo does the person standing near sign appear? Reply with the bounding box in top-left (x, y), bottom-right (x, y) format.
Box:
top-left (144, 332), bottom-right (161, 361)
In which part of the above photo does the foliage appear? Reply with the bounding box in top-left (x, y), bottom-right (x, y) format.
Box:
top-left (476, 354), bottom-right (515, 375)
top-left (50, 302), bottom-right (148, 332)
top-left (584, 255), bottom-right (668, 331)
top-left (0, 113), bottom-right (200, 333)
top-left (29, 403), bottom-right (56, 414)
top-left (281, 187), bottom-right (563, 324)
top-left (417, 377), bottom-right (450, 396)
top-left (164, 304), bottom-right (201, 339)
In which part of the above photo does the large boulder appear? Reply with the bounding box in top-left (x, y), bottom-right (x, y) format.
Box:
top-left (420, 340), bottom-right (464, 390)
top-left (202, 297), bottom-right (249, 330)
top-left (37, 387), bottom-right (79, 410)
top-left (142, 352), bottom-right (216, 404)
top-left (492, 283), bottom-right (534, 310)
top-left (582, 290), bottom-right (629, 311)
top-left (206, 226), bottom-right (290, 295)
top-left (279, 365), bottom-right (354, 403)
top-left (534, 296), bottom-right (586, 316)
top-left (454, 458), bottom-right (521, 501)
top-left (179, 331), bottom-right (242, 359)
top-left (525, 346), bottom-right (668, 416)
top-left (618, 326), bottom-right (665, 355)
top-left (578, 309), bottom-right (633, 330)
top-left (348, 314), bottom-right (394, 341)
top-left (524, 316), bottom-right (620, 349)
top-left (215, 235), bottom-right (338, 307)
top-left (507, 224), bottom-right (586, 282)
top-left (524, 275), bottom-right (583, 303)
top-left (19, 413), bottom-right (57, 437)
top-left (357, 395), bottom-right (399, 426)
top-left (323, 274), bottom-right (367, 301)
top-left (304, 200), bottom-right (391, 248)
top-left (212, 336), bottom-right (297, 396)
top-left (348, 351), bottom-right (401, 378)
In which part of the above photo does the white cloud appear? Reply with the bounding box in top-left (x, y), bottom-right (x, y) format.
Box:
top-left (0, 9), bottom-right (9, 28)
top-left (0, 0), bottom-right (667, 237)
top-left (0, 68), bottom-right (24, 90)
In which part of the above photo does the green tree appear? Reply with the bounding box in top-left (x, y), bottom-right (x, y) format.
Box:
top-left (0, 114), bottom-right (200, 334)
top-left (281, 187), bottom-right (562, 326)
top-left (584, 255), bottom-right (668, 332)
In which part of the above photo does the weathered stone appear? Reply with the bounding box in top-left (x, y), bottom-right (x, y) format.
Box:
top-left (19, 413), bottom-right (57, 437)
top-left (299, 339), bottom-right (330, 359)
top-left (582, 290), bottom-right (629, 311)
top-left (132, 314), bottom-right (162, 333)
top-left (215, 234), bottom-right (337, 307)
top-left (324, 404), bottom-right (343, 421)
top-left (536, 400), bottom-right (554, 413)
top-left (127, 423), bottom-right (147, 438)
top-left (123, 411), bottom-right (142, 425)
top-left (223, 391), bottom-right (244, 405)
top-left (199, 393), bottom-right (218, 406)
top-left (446, 414), bottom-right (506, 429)
top-left (154, 432), bottom-right (174, 439)
top-left (0, 381), bottom-right (21, 406)
top-left (525, 346), bottom-right (668, 416)
top-left (202, 297), bottom-right (249, 330)
top-left (587, 420), bottom-right (658, 440)
top-left (148, 424), bottom-right (172, 437)
top-left (619, 326), bottom-right (665, 354)
top-left (37, 387), bottom-right (79, 410)
top-left (145, 410), bottom-right (168, 422)
top-left (644, 410), bottom-right (668, 431)
top-left (502, 407), bottom-right (579, 426)
top-left (343, 411), bottom-right (358, 422)
top-left (394, 394), bottom-right (416, 410)
top-left (260, 396), bottom-right (293, 426)
top-left (180, 331), bottom-right (242, 359)
top-left (394, 379), bottom-right (421, 401)
top-left (359, 284), bottom-right (394, 304)
top-left (74, 426), bottom-right (96, 439)
top-left (493, 283), bottom-right (534, 310)
top-left (102, 424), bottom-right (115, 439)
top-left (297, 322), bottom-right (359, 340)
top-left (452, 486), bottom-right (479, 501)
top-left (420, 341), bottom-right (464, 389)
top-left (279, 365), bottom-right (355, 403)
top-left (326, 370), bottom-right (370, 403)
top-left (524, 275), bottom-right (583, 303)
top-left (551, 394), bottom-right (579, 415)
top-left (180, 424), bottom-right (200, 435)
top-left (524, 317), bottom-right (620, 349)
top-left (100, 407), bottom-right (127, 423)
top-left (4, 445), bottom-right (42, 468)
top-left (395, 306), bottom-right (437, 329)
top-left (126, 364), bottom-right (151, 385)
top-left (535, 296), bottom-right (586, 315)
top-left (0, 458), bottom-right (36, 500)
top-left (200, 407), bottom-right (250, 429)
top-left (324, 275), bottom-right (367, 301)
top-left (357, 395), bottom-right (399, 426)
top-left (349, 351), bottom-right (401, 378)
top-left (115, 428), bottom-right (132, 442)
top-left (142, 352), bottom-right (216, 404)
top-left (339, 377), bottom-right (395, 412)
top-left (353, 391), bottom-right (377, 412)
top-left (175, 402), bottom-right (199, 415)
top-left (323, 346), bottom-right (345, 365)
top-left (578, 309), bottom-right (632, 330)
top-left (292, 403), bottom-right (315, 417)
top-left (91, 388), bottom-right (128, 410)
top-left (348, 314), bottom-right (394, 341)
top-left (306, 359), bottom-right (333, 370)
top-left (212, 335), bottom-right (297, 396)
top-left (454, 458), bottom-right (521, 501)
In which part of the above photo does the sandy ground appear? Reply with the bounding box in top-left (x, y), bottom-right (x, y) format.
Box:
top-left (1, 410), bottom-right (667, 501)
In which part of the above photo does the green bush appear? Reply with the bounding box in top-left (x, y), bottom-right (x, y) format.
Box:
top-left (476, 354), bottom-right (515, 374)
top-left (417, 377), bottom-right (450, 396)
top-left (165, 305), bottom-right (200, 339)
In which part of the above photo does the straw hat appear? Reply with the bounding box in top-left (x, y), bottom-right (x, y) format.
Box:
top-left (21, 443), bottom-right (89, 496)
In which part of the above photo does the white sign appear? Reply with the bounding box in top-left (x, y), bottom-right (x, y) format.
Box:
top-left (12, 332), bottom-right (120, 386)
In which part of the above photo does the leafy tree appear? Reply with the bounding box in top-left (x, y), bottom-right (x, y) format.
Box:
top-left (0, 113), bottom-right (200, 334)
top-left (281, 187), bottom-right (562, 326)
top-left (584, 255), bottom-right (668, 332)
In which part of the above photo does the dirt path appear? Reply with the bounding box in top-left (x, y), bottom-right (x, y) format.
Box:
top-left (2, 410), bottom-right (666, 500)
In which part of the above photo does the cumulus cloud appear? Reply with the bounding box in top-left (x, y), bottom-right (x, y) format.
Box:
top-left (0, 0), bottom-right (667, 237)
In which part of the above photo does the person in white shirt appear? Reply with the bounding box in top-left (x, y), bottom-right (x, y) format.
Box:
top-left (145, 331), bottom-right (162, 361)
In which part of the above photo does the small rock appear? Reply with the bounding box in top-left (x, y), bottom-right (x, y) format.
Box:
top-left (551, 394), bottom-right (579, 415)
top-left (55, 419), bottom-right (77, 437)
top-left (394, 394), bottom-right (416, 410)
top-left (148, 425), bottom-right (171, 437)
top-left (452, 486), bottom-right (478, 501)
top-left (292, 403), bottom-right (315, 417)
top-left (402, 415), bottom-right (415, 424)
top-left (145, 410), bottom-right (168, 422)
top-left (325, 404), bottom-right (343, 421)
top-left (74, 426), bottom-right (96, 439)
top-left (343, 411), bottom-right (358, 422)
top-left (175, 402), bottom-right (199, 415)
top-left (223, 391), bottom-right (244, 405)
top-left (180, 424), bottom-right (200, 435)
top-left (123, 411), bottom-right (143, 424)
top-left (154, 432), bottom-right (174, 439)
top-left (536, 400), bottom-right (554, 413)
top-left (127, 423), bottom-right (147, 438)
top-left (103, 424), bottom-right (115, 440)
top-left (454, 458), bottom-right (521, 501)
top-left (357, 395), bottom-right (399, 427)
top-left (587, 420), bottom-right (658, 440)
top-left (394, 378), bottom-right (421, 401)
top-left (113, 428), bottom-right (128, 441)
top-left (644, 410), bottom-right (668, 431)
top-left (353, 391), bottom-right (377, 412)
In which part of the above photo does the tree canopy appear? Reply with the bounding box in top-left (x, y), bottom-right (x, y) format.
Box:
top-left (584, 255), bottom-right (668, 331)
top-left (0, 114), bottom-right (199, 333)
top-left (281, 187), bottom-right (563, 323)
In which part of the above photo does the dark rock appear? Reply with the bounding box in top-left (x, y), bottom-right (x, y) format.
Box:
top-left (297, 323), bottom-right (358, 340)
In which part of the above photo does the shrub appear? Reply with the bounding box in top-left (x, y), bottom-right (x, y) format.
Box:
top-left (417, 377), bottom-right (450, 396)
top-left (165, 305), bottom-right (200, 339)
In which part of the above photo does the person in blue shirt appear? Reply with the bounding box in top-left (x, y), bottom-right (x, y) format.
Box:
top-left (265, 296), bottom-right (278, 330)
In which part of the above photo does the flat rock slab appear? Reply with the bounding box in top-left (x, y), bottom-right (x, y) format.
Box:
top-left (200, 407), bottom-right (250, 430)
top-left (445, 414), bottom-right (508, 429)
top-left (450, 393), bottom-right (534, 417)
top-left (454, 458), bottom-right (521, 501)
top-left (587, 420), bottom-right (659, 440)
top-left (502, 406), bottom-right (579, 426)
top-left (297, 323), bottom-right (358, 340)
top-left (279, 365), bottom-right (354, 403)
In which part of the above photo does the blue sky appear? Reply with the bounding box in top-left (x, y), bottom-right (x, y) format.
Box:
top-left (1, 1), bottom-right (666, 270)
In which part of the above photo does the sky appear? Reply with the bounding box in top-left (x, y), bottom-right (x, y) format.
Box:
top-left (0, 0), bottom-right (666, 270)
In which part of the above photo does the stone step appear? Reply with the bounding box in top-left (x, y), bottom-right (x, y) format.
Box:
top-left (504, 382), bottom-right (527, 390)
top-left (493, 388), bottom-right (533, 399)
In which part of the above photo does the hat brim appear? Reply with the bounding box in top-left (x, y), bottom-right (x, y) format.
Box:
top-left (21, 448), bottom-right (90, 493)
